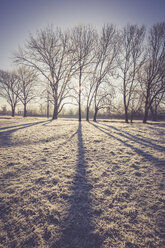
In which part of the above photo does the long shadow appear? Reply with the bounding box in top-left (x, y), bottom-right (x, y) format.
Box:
top-left (90, 122), bottom-right (165, 167)
top-left (146, 122), bottom-right (165, 128)
top-left (0, 120), bottom-right (52, 146)
top-left (100, 123), bottom-right (165, 152)
top-left (0, 120), bottom-right (52, 131)
top-left (0, 121), bottom-right (78, 148)
top-left (53, 122), bottom-right (102, 248)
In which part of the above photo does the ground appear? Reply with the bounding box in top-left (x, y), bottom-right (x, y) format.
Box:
top-left (0, 117), bottom-right (165, 248)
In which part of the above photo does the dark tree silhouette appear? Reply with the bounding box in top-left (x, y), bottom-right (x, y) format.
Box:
top-left (92, 24), bottom-right (118, 121)
top-left (14, 26), bottom-right (76, 119)
top-left (0, 70), bottom-right (20, 117)
top-left (17, 66), bottom-right (37, 117)
top-left (117, 24), bottom-right (145, 123)
top-left (71, 25), bottom-right (95, 122)
top-left (139, 22), bottom-right (165, 123)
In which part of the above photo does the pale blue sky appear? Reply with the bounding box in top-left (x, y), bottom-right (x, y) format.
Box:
top-left (0, 0), bottom-right (165, 70)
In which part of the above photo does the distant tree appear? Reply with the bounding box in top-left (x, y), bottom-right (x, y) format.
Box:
top-left (129, 87), bottom-right (144, 122)
top-left (14, 26), bottom-right (76, 120)
top-left (0, 105), bottom-right (7, 115)
top-left (0, 70), bottom-right (20, 117)
top-left (39, 86), bottom-right (52, 118)
top-left (71, 25), bottom-right (95, 121)
top-left (150, 92), bottom-right (165, 121)
top-left (139, 23), bottom-right (165, 123)
top-left (17, 66), bottom-right (37, 117)
top-left (117, 24), bottom-right (145, 123)
top-left (93, 84), bottom-right (115, 121)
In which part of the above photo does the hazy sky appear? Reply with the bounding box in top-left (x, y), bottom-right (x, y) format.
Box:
top-left (0, 0), bottom-right (165, 70)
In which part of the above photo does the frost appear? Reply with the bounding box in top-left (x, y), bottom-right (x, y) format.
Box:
top-left (0, 117), bottom-right (165, 247)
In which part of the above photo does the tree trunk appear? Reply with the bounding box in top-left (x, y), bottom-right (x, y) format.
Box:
top-left (11, 106), bottom-right (15, 117)
top-left (143, 106), bottom-right (149, 123)
top-left (23, 103), bottom-right (27, 117)
top-left (143, 88), bottom-right (150, 123)
top-left (124, 107), bottom-right (129, 123)
top-left (86, 106), bottom-right (89, 121)
top-left (79, 97), bottom-right (81, 122)
top-left (52, 103), bottom-right (58, 120)
top-left (78, 68), bottom-right (82, 122)
top-left (47, 90), bottom-right (50, 118)
top-left (93, 106), bottom-right (98, 122)
top-left (124, 94), bottom-right (129, 123)
top-left (130, 110), bottom-right (133, 123)
top-left (47, 101), bottom-right (49, 118)
top-left (52, 90), bottom-right (58, 119)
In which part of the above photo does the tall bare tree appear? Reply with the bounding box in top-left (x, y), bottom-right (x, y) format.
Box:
top-left (14, 26), bottom-right (76, 119)
top-left (117, 24), bottom-right (145, 123)
top-left (87, 24), bottom-right (118, 121)
top-left (71, 25), bottom-right (95, 121)
top-left (17, 66), bottom-right (37, 117)
top-left (0, 70), bottom-right (20, 117)
top-left (139, 23), bottom-right (165, 123)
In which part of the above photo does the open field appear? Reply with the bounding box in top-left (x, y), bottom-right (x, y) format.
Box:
top-left (0, 117), bottom-right (165, 248)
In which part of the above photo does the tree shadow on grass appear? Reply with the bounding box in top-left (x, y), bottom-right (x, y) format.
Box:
top-left (52, 122), bottom-right (102, 248)
top-left (100, 123), bottom-right (165, 152)
top-left (0, 120), bottom-right (52, 131)
top-left (0, 119), bottom-right (80, 148)
top-left (90, 122), bottom-right (165, 168)
top-left (0, 120), bottom-right (53, 146)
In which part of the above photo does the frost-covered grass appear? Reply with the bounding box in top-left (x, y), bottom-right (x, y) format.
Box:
top-left (0, 117), bottom-right (165, 248)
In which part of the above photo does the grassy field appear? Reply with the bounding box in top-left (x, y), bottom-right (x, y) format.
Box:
top-left (0, 117), bottom-right (165, 248)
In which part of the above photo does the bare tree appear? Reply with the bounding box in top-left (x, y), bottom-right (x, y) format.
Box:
top-left (14, 26), bottom-right (76, 120)
top-left (139, 23), bottom-right (165, 123)
top-left (0, 70), bottom-right (20, 117)
top-left (17, 66), bottom-right (37, 117)
top-left (90, 24), bottom-right (118, 122)
top-left (71, 25), bottom-right (95, 121)
top-left (117, 24), bottom-right (145, 123)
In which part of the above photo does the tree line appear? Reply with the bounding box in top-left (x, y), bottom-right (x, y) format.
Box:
top-left (0, 23), bottom-right (165, 123)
